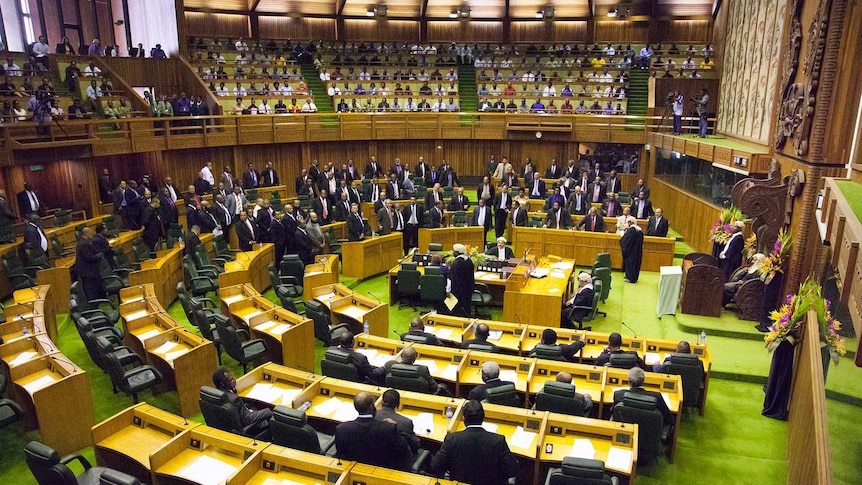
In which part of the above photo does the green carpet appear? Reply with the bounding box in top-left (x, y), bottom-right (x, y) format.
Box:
top-left (835, 180), bottom-right (862, 224)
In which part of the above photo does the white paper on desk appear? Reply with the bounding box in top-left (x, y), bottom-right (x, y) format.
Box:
top-left (312, 396), bottom-right (342, 416)
top-left (499, 369), bottom-right (518, 384)
top-left (9, 351), bottom-right (38, 367)
top-left (355, 348), bottom-right (378, 360)
top-left (480, 273), bottom-right (498, 280)
top-left (409, 412), bottom-right (436, 435)
top-left (550, 270), bottom-right (567, 279)
top-left (315, 292), bottom-right (336, 303)
top-left (262, 478), bottom-right (322, 485)
top-left (661, 392), bottom-right (673, 409)
top-left (223, 294), bottom-right (243, 305)
top-left (435, 328), bottom-right (454, 340)
top-left (270, 323), bottom-right (292, 335)
top-left (245, 310), bottom-right (263, 320)
top-left (22, 374), bottom-right (56, 394)
top-left (487, 330), bottom-right (503, 341)
top-left (644, 352), bottom-right (661, 365)
top-left (125, 310), bottom-right (148, 321)
top-left (178, 454), bottom-right (237, 485)
top-left (136, 329), bottom-right (161, 341)
top-left (605, 446), bottom-right (634, 472)
top-left (508, 426), bottom-right (537, 450)
top-left (332, 402), bottom-right (359, 422)
top-left (481, 422), bottom-right (499, 433)
top-left (280, 388), bottom-right (301, 406)
top-left (152, 341), bottom-right (178, 355)
top-left (442, 364), bottom-right (458, 381)
top-left (552, 262), bottom-right (574, 271)
top-left (246, 383), bottom-right (275, 401)
top-left (548, 288), bottom-right (561, 293)
top-left (570, 439), bottom-right (596, 459)
top-left (414, 359), bottom-right (438, 373)
top-left (254, 320), bottom-right (276, 332)
top-left (165, 349), bottom-right (189, 362)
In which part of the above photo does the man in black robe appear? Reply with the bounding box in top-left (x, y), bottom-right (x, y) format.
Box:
top-left (619, 216), bottom-right (644, 283)
top-left (448, 243), bottom-right (475, 317)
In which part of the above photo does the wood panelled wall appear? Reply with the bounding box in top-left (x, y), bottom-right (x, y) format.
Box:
top-left (258, 17), bottom-right (337, 40)
top-left (510, 21), bottom-right (589, 43)
top-left (20, 0), bottom-right (116, 52)
top-left (822, 0), bottom-right (862, 166)
top-left (594, 21), bottom-right (649, 43)
top-left (652, 20), bottom-right (713, 43)
top-left (653, 78), bottom-right (721, 112)
top-left (105, 58), bottom-right (210, 101)
top-left (649, 178), bottom-right (719, 254)
top-left (184, 12), bottom-right (250, 39)
top-left (342, 19), bottom-right (420, 42)
top-left (426, 21), bottom-right (504, 42)
top-left (2, 159), bottom-right (99, 215)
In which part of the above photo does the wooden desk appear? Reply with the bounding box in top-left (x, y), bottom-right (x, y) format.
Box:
top-left (226, 444), bottom-right (351, 485)
top-left (502, 257), bottom-right (575, 326)
top-left (0, 331), bottom-right (57, 371)
top-left (11, 286), bottom-right (57, 343)
top-left (354, 334), bottom-right (408, 367)
top-left (120, 296), bottom-right (165, 322)
top-left (458, 350), bottom-right (535, 398)
top-left (408, 342), bottom-right (468, 386)
top-left (602, 367), bottom-right (683, 461)
top-left (460, 319), bottom-right (527, 353)
top-left (420, 313), bottom-right (470, 345)
top-left (302, 255), bottom-right (340, 301)
top-left (580, 331), bottom-right (646, 362)
top-left (228, 295), bottom-right (277, 328)
top-left (0, 316), bottom-right (49, 349)
top-left (219, 243), bottom-right (275, 293)
top-left (129, 246), bottom-right (184, 306)
top-left (36, 258), bottom-right (75, 321)
top-left (236, 363), bottom-right (324, 409)
top-left (522, 326), bottom-right (587, 353)
top-left (417, 227), bottom-right (485, 252)
top-left (219, 283), bottom-right (260, 316)
top-left (538, 413), bottom-right (637, 482)
top-left (92, 403), bottom-right (199, 484)
top-left (122, 312), bottom-right (177, 357)
top-left (344, 463), bottom-right (460, 485)
top-left (378, 390), bottom-right (464, 444)
top-left (120, 283), bottom-right (159, 304)
top-left (527, 361), bottom-right (607, 404)
top-left (342, 233), bottom-right (403, 279)
top-left (644, 337), bottom-right (712, 414)
top-left (388, 263), bottom-right (510, 307)
top-left (511, 226), bottom-right (675, 272)
top-left (9, 353), bottom-right (94, 455)
top-left (294, 379), bottom-right (382, 429)
top-left (144, 327), bottom-right (217, 417)
top-left (248, 307), bottom-right (314, 370)
top-left (151, 426), bottom-right (259, 485)
top-left (314, 285), bottom-right (389, 338)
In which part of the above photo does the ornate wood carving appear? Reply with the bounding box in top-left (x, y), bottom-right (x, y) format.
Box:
top-left (681, 263), bottom-right (724, 317)
top-left (731, 159), bottom-right (788, 252)
top-left (774, 0), bottom-right (803, 150)
top-left (736, 276), bottom-right (766, 321)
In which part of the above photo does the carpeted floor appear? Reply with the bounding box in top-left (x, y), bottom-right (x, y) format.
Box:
top-left (1, 257), bottom-right (861, 483)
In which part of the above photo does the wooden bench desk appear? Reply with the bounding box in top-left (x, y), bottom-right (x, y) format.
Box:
top-left (248, 307), bottom-right (314, 370)
top-left (143, 327), bottom-right (217, 417)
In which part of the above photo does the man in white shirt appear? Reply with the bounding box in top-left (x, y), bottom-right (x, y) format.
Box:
top-left (83, 61), bottom-right (100, 77)
top-left (232, 83), bottom-right (247, 97)
top-left (32, 36), bottom-right (50, 69)
top-left (403, 97), bottom-right (417, 111)
top-left (431, 97), bottom-right (446, 112)
top-left (215, 83), bottom-right (228, 96)
top-left (446, 98), bottom-right (460, 112)
top-left (542, 82), bottom-right (556, 97)
top-left (235, 38), bottom-right (249, 52)
top-left (3, 57), bottom-right (20, 76)
top-left (201, 162), bottom-right (215, 186)
top-left (522, 70), bottom-right (535, 82)
top-left (301, 99), bottom-right (318, 112)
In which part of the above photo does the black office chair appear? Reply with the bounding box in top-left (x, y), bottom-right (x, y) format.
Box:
top-left (214, 318), bottom-right (267, 373)
top-left (471, 283), bottom-right (493, 318)
top-left (535, 381), bottom-right (590, 417)
top-left (198, 386), bottom-right (270, 440)
top-left (544, 457), bottom-right (619, 485)
top-left (320, 348), bottom-right (360, 382)
top-left (612, 392), bottom-right (667, 465)
top-left (268, 262), bottom-right (304, 312)
top-left (304, 300), bottom-right (350, 347)
top-left (608, 351), bottom-right (639, 369)
top-left (530, 344), bottom-right (567, 362)
top-left (94, 335), bottom-right (142, 377)
top-left (103, 351), bottom-right (162, 404)
top-left (25, 440), bottom-right (114, 485)
top-left (662, 353), bottom-right (706, 415)
top-left (270, 406), bottom-right (335, 455)
top-left (592, 267), bottom-right (612, 307)
top-left (428, 243), bottom-right (443, 252)
top-left (0, 395), bottom-right (23, 436)
top-left (396, 263), bottom-right (421, 310)
top-left (418, 267), bottom-right (446, 313)
top-left (566, 283), bottom-right (601, 331)
top-left (190, 309), bottom-right (222, 365)
top-left (183, 255), bottom-right (218, 298)
top-left (401, 333), bottom-right (434, 344)
top-left (71, 282), bottom-right (120, 324)
top-left (483, 383), bottom-right (521, 408)
top-left (467, 342), bottom-right (497, 353)
top-left (279, 254), bottom-right (305, 282)
top-left (177, 282), bottom-right (227, 326)
top-left (385, 363), bottom-right (432, 393)
top-left (99, 469), bottom-right (142, 485)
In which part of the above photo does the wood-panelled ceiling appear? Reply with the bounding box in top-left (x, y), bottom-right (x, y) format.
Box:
top-left (184, 0), bottom-right (715, 19)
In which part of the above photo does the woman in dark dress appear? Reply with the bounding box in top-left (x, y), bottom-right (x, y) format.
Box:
top-left (620, 216), bottom-right (644, 283)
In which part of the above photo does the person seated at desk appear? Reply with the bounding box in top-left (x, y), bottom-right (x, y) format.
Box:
top-left (602, 193), bottom-right (622, 219)
top-left (551, 371), bottom-right (593, 416)
top-left (596, 332), bottom-right (647, 369)
top-left (212, 368), bottom-right (272, 432)
top-left (376, 346), bottom-right (443, 395)
top-left (430, 400), bottom-right (518, 485)
top-left (335, 392), bottom-right (413, 470)
top-left (486, 237), bottom-right (514, 260)
top-left (467, 362), bottom-right (513, 401)
top-left (561, 272), bottom-right (595, 328)
top-left (331, 333), bottom-right (382, 384)
top-left (529, 329), bottom-right (585, 362)
top-left (576, 207), bottom-right (606, 232)
top-left (462, 323), bottom-right (499, 353)
top-left (401, 316), bottom-right (443, 346)
top-left (612, 367), bottom-right (675, 426)
top-left (375, 389), bottom-right (421, 453)
top-left (652, 340), bottom-right (699, 372)
top-left (723, 253), bottom-right (766, 307)
top-left (429, 253), bottom-right (450, 278)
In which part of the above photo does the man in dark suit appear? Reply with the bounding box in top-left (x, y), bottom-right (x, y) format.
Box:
top-left (242, 163), bottom-right (261, 189)
top-left (308, 160), bottom-right (322, 186)
top-left (385, 174), bottom-right (402, 200)
top-left (476, 176), bottom-right (495, 204)
top-left (98, 168), bottom-right (114, 203)
top-left (335, 392), bottom-right (412, 470)
top-left (400, 317), bottom-right (443, 346)
top-left (141, 197), bottom-right (163, 252)
top-left (270, 211), bottom-right (286, 268)
top-left (576, 207), bottom-right (606, 232)
top-left (719, 221), bottom-right (745, 281)
top-left (510, 200), bottom-right (527, 228)
top-left (492, 184), bottom-right (511, 239)
top-left (448, 244), bottom-right (474, 317)
top-left (447, 187), bottom-right (470, 212)
top-left (295, 169), bottom-right (310, 194)
top-left (567, 186), bottom-right (588, 215)
top-left (184, 225), bottom-right (201, 258)
top-left (376, 199), bottom-right (394, 235)
top-left (612, 367), bottom-right (675, 426)
top-left (425, 183), bottom-right (443, 210)
top-left (193, 171), bottom-right (212, 196)
top-left (431, 400), bottom-right (518, 485)
top-left (401, 196), bottom-right (423, 253)
top-left (235, 212), bottom-right (257, 251)
top-left (364, 179), bottom-right (382, 204)
top-left (485, 237), bottom-right (514, 260)
top-left (562, 272), bottom-right (595, 327)
top-left (590, 162), bottom-right (604, 181)
top-left (596, 332), bottom-right (648, 369)
top-left (437, 163), bottom-right (459, 188)
top-left (212, 195), bottom-right (233, 238)
top-left (333, 192), bottom-right (352, 222)
top-left (212, 368), bottom-right (272, 431)
top-left (414, 157), bottom-right (430, 182)
top-left (23, 214), bottom-right (48, 254)
top-left (526, 171), bottom-right (546, 198)
top-left (364, 156), bottom-right (384, 180)
top-left (75, 227), bottom-right (105, 301)
top-left (631, 191), bottom-right (654, 219)
top-left (261, 161), bottom-right (279, 187)
top-left (605, 170), bottom-right (622, 195)
top-left (646, 208), bottom-right (669, 237)
top-left (466, 361), bottom-right (513, 401)
top-left (185, 189), bottom-right (202, 231)
top-left (428, 200), bottom-right (445, 228)
top-left (282, 205), bottom-right (298, 254)
top-left (528, 329), bottom-right (586, 363)
top-left (633, 179), bottom-right (650, 200)
top-left (333, 333), bottom-right (382, 383)
top-left (159, 187), bottom-right (179, 231)
top-left (346, 203), bottom-right (367, 241)
top-left (588, 176), bottom-right (606, 203)
top-left (374, 389), bottom-right (421, 453)
top-left (312, 190), bottom-right (333, 225)
top-left (544, 201), bottom-right (573, 230)
top-left (602, 193), bottom-right (622, 218)
top-left (198, 201), bottom-right (219, 235)
top-left (92, 224), bottom-right (116, 269)
top-left (378, 347), bottom-right (441, 395)
top-left (17, 183), bottom-right (46, 218)
top-left (471, 198), bottom-right (492, 242)
top-left (461, 323), bottom-right (499, 353)
top-left (0, 190), bottom-right (16, 227)
top-left (390, 158), bottom-right (407, 182)
top-left (212, 182), bottom-right (229, 199)
top-left (545, 159), bottom-right (562, 179)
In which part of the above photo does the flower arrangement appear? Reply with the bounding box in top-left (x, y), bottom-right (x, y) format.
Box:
top-left (443, 246), bottom-right (489, 267)
top-left (709, 205), bottom-right (749, 244)
top-left (743, 234), bottom-right (758, 259)
top-left (765, 277), bottom-right (846, 365)
top-left (759, 228), bottom-right (793, 284)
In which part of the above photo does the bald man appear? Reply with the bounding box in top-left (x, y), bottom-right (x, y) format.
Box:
top-left (334, 392), bottom-right (413, 470)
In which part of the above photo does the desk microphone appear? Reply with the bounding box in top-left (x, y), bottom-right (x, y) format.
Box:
top-left (621, 321), bottom-right (637, 338)
top-left (367, 291), bottom-right (382, 304)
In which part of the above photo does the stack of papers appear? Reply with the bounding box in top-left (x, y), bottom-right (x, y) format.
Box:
top-left (441, 364), bottom-right (458, 380)
top-left (315, 292), bottom-right (336, 303)
top-left (413, 359), bottom-right (438, 372)
top-left (499, 369), bottom-right (519, 384)
top-left (178, 455), bottom-right (237, 485)
top-left (332, 402), bottom-right (359, 422)
top-left (570, 439), bottom-right (596, 459)
top-left (355, 348), bottom-right (392, 367)
top-left (280, 388), bottom-right (301, 406)
top-left (9, 351), bottom-right (38, 367)
top-left (125, 310), bottom-right (148, 321)
top-left (551, 262), bottom-right (574, 271)
top-left (165, 348), bottom-right (189, 362)
top-left (408, 412), bottom-right (436, 435)
top-left (246, 383), bottom-right (281, 402)
top-left (254, 321), bottom-right (276, 332)
top-left (137, 329), bottom-right (161, 341)
top-left (644, 352), bottom-right (662, 365)
top-left (312, 396), bottom-right (342, 416)
top-left (269, 323), bottom-right (292, 336)
top-left (529, 268), bottom-right (550, 278)
top-left (222, 294), bottom-right (243, 305)
top-left (22, 374), bottom-right (56, 393)
top-left (605, 447), bottom-right (634, 472)
top-left (152, 341), bottom-right (178, 355)
top-left (433, 328), bottom-right (454, 340)
top-left (487, 330), bottom-right (504, 341)
top-left (550, 270), bottom-right (567, 279)
top-left (481, 422), bottom-right (499, 433)
top-left (508, 426), bottom-right (537, 450)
